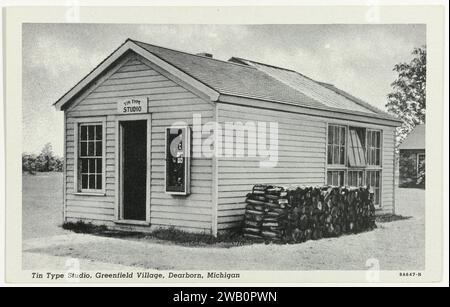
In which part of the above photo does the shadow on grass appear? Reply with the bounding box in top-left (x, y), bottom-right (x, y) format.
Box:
top-left (62, 221), bottom-right (254, 248)
top-left (62, 221), bottom-right (145, 238)
top-left (375, 214), bottom-right (412, 223)
top-left (61, 220), bottom-right (382, 248)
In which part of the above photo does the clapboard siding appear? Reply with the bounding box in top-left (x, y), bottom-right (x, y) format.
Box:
top-left (149, 95), bottom-right (214, 232)
top-left (64, 53), bottom-right (214, 233)
top-left (215, 103), bottom-right (397, 230)
top-left (216, 103), bottom-right (327, 230)
top-left (65, 115), bottom-right (116, 222)
top-left (380, 127), bottom-right (395, 214)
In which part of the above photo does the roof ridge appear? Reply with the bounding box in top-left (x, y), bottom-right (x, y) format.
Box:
top-left (231, 58), bottom-right (332, 109)
top-left (230, 56), bottom-right (298, 73)
top-left (234, 56), bottom-right (350, 91)
top-left (129, 38), bottom-right (256, 69)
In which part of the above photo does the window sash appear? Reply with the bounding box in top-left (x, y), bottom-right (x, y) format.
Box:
top-left (79, 157), bottom-right (102, 190)
top-left (366, 129), bottom-right (381, 166)
top-left (328, 126), bottom-right (382, 168)
top-left (327, 170), bottom-right (345, 186)
top-left (76, 122), bottom-right (105, 193)
top-left (366, 170), bottom-right (381, 206)
top-left (348, 170), bottom-right (365, 187)
top-left (417, 153), bottom-right (425, 175)
top-left (326, 169), bottom-right (381, 206)
top-left (327, 124), bottom-right (346, 166)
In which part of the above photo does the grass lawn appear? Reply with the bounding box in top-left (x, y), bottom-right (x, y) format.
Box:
top-left (22, 172), bottom-right (68, 239)
top-left (22, 172), bottom-right (425, 270)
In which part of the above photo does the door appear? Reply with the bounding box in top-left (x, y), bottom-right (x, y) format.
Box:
top-left (121, 120), bottom-right (147, 221)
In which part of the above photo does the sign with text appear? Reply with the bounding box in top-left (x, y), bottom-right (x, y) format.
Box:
top-left (165, 126), bottom-right (191, 195)
top-left (117, 97), bottom-right (147, 114)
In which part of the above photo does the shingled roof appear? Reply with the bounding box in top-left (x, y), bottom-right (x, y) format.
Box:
top-left (55, 39), bottom-right (400, 123)
top-left (133, 40), bottom-right (395, 120)
top-left (399, 124), bottom-right (425, 150)
top-left (132, 40), bottom-right (325, 109)
top-left (228, 57), bottom-right (382, 114)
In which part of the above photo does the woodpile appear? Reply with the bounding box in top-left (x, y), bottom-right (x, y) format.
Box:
top-left (243, 185), bottom-right (376, 243)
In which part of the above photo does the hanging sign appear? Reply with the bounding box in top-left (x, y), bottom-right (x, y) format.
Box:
top-left (117, 97), bottom-right (147, 114)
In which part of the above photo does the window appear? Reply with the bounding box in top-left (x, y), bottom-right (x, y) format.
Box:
top-left (327, 170), bottom-right (345, 186)
top-left (367, 129), bottom-right (381, 166)
top-left (348, 170), bottom-right (364, 187)
top-left (78, 123), bottom-right (103, 192)
top-left (417, 153), bottom-right (425, 175)
top-left (327, 124), bottom-right (346, 165)
top-left (326, 124), bottom-right (383, 207)
top-left (366, 170), bottom-right (381, 206)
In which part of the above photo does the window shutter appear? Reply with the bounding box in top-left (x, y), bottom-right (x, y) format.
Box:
top-left (348, 129), bottom-right (366, 167)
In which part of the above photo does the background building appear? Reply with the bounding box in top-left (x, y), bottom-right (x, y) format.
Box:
top-left (398, 124), bottom-right (425, 188)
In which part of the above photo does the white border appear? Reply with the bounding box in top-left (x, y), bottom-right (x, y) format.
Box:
top-left (1, 1), bottom-right (447, 287)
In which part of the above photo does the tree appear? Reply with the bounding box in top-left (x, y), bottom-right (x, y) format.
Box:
top-left (38, 142), bottom-right (55, 172)
top-left (53, 156), bottom-right (64, 172)
top-left (386, 46), bottom-right (426, 146)
top-left (22, 143), bottom-right (64, 173)
top-left (22, 153), bottom-right (37, 174)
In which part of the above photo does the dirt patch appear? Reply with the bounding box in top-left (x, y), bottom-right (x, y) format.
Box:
top-left (25, 219), bottom-right (424, 270)
top-left (62, 221), bottom-right (255, 248)
top-left (22, 174), bottom-right (425, 271)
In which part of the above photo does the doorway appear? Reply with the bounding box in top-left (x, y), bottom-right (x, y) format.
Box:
top-left (120, 120), bottom-right (147, 221)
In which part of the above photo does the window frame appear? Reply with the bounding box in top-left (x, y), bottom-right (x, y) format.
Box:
top-left (347, 169), bottom-right (365, 187)
top-left (327, 124), bottom-right (347, 168)
top-left (417, 153), bottom-right (425, 176)
top-left (164, 125), bottom-right (191, 196)
top-left (73, 117), bottom-right (107, 196)
top-left (326, 169), bottom-right (346, 186)
top-left (366, 129), bottom-right (382, 167)
top-left (366, 169), bottom-right (382, 207)
top-left (325, 122), bottom-right (384, 209)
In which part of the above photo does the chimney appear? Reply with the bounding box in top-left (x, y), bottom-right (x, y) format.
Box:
top-left (196, 52), bottom-right (213, 58)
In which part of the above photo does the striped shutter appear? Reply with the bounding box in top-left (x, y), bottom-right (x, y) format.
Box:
top-left (348, 129), bottom-right (366, 167)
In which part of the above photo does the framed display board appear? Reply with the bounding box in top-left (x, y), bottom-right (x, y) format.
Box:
top-left (165, 126), bottom-right (191, 195)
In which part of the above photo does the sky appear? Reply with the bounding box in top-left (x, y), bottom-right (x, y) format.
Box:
top-left (22, 23), bottom-right (426, 156)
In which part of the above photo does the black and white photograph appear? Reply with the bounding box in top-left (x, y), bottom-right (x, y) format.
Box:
top-left (2, 3), bottom-right (447, 287)
top-left (21, 22), bottom-right (427, 269)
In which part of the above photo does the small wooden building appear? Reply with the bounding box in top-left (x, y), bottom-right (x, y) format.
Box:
top-left (54, 39), bottom-right (401, 235)
top-left (399, 124), bottom-right (425, 188)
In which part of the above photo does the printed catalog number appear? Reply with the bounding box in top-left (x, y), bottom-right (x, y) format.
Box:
top-left (399, 272), bottom-right (423, 277)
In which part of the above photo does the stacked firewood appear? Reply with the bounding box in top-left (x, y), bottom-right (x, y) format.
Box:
top-left (243, 185), bottom-right (289, 242)
top-left (243, 185), bottom-right (376, 243)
